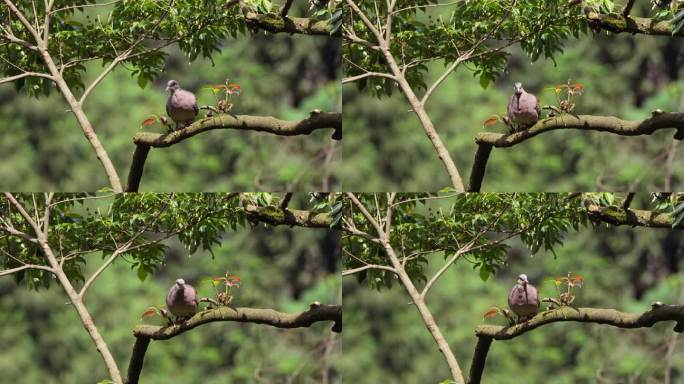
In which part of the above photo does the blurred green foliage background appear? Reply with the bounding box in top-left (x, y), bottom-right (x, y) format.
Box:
top-left (341, 195), bottom-right (684, 383)
top-left (0, 17), bottom-right (341, 191)
top-left (0, 222), bottom-right (341, 383)
top-left (343, 2), bottom-right (684, 191)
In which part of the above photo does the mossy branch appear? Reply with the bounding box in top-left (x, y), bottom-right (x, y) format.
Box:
top-left (586, 11), bottom-right (684, 38)
top-left (244, 11), bottom-right (340, 36)
top-left (134, 111), bottom-right (341, 148)
top-left (243, 204), bottom-right (335, 228)
top-left (126, 303), bottom-right (341, 384)
top-left (586, 204), bottom-right (683, 229)
top-left (469, 112), bottom-right (684, 191)
top-left (125, 111), bottom-right (341, 192)
top-left (468, 304), bottom-right (684, 384)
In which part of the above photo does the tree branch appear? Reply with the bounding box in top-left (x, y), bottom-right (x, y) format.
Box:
top-left (467, 336), bottom-right (492, 384)
top-left (586, 203), bottom-right (683, 229)
top-left (341, 264), bottom-right (397, 276)
top-left (279, 192), bottom-right (294, 210)
top-left (622, 192), bottom-right (636, 210)
top-left (243, 11), bottom-right (340, 36)
top-left (124, 144), bottom-right (150, 193)
top-left (467, 143), bottom-right (493, 192)
top-left (124, 112), bottom-right (340, 191)
top-left (133, 112), bottom-right (341, 148)
top-left (0, 71), bottom-right (53, 85)
top-left (469, 304), bottom-right (684, 384)
top-left (243, 204), bottom-right (334, 228)
top-left (476, 112), bottom-right (684, 148)
top-left (3, 0), bottom-right (43, 43)
top-left (621, 0), bottom-right (636, 17)
top-left (586, 11), bottom-right (684, 38)
top-left (471, 112), bottom-right (684, 191)
top-left (0, 263), bottom-right (54, 277)
top-left (125, 336), bottom-right (150, 384)
top-left (133, 304), bottom-right (342, 340)
top-left (125, 303), bottom-right (341, 383)
top-left (476, 304), bottom-right (684, 339)
top-left (342, 71), bottom-right (396, 84)
top-left (280, 0), bottom-right (294, 17)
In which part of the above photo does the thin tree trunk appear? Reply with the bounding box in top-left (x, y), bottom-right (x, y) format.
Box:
top-left (382, 51), bottom-right (465, 191)
top-left (383, 242), bottom-right (466, 383)
top-left (39, 50), bottom-right (123, 192)
top-left (41, 242), bottom-right (123, 383)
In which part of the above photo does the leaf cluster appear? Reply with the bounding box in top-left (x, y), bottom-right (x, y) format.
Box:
top-left (344, 0), bottom-right (587, 97)
top-left (344, 193), bottom-right (588, 290)
top-left (0, 193), bottom-right (248, 289)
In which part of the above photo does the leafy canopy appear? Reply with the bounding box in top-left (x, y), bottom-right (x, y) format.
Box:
top-left (2, 0), bottom-right (337, 97)
top-left (344, 0), bottom-right (586, 97)
top-left (0, 192), bottom-right (339, 290)
top-left (343, 193), bottom-right (587, 289)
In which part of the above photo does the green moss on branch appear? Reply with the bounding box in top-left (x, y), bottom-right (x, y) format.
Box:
top-left (586, 12), bottom-right (684, 37)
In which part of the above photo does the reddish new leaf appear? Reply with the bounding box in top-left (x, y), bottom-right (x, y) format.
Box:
top-left (141, 116), bottom-right (158, 127)
top-left (226, 274), bottom-right (241, 287)
top-left (141, 307), bottom-right (158, 320)
top-left (483, 116), bottom-right (499, 126)
top-left (483, 307), bottom-right (499, 319)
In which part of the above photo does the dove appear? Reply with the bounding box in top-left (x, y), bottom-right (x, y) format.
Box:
top-left (166, 278), bottom-right (198, 319)
top-left (507, 82), bottom-right (541, 131)
top-left (508, 274), bottom-right (540, 321)
top-left (165, 80), bottom-right (198, 130)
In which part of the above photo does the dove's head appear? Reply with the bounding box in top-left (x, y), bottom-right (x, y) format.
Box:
top-left (517, 274), bottom-right (529, 285)
top-left (166, 80), bottom-right (180, 93)
top-left (513, 82), bottom-right (523, 95)
top-left (175, 278), bottom-right (186, 287)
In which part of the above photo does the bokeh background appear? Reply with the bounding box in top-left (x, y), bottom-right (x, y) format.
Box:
top-left (0, 221), bottom-right (341, 383)
top-left (0, 3), bottom-right (341, 191)
top-left (343, 2), bottom-right (684, 191)
top-left (342, 195), bottom-right (684, 383)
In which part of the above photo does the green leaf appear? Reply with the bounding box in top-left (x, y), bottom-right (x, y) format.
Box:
top-left (479, 266), bottom-right (491, 281)
top-left (479, 75), bottom-right (490, 90)
top-left (137, 267), bottom-right (148, 282)
top-left (137, 75), bottom-right (148, 89)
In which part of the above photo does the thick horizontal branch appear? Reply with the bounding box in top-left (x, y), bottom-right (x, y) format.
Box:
top-left (475, 304), bottom-right (684, 340)
top-left (476, 112), bottom-right (684, 148)
top-left (586, 204), bottom-right (682, 229)
top-left (469, 112), bottom-right (684, 191)
top-left (586, 11), bottom-right (684, 38)
top-left (125, 111), bottom-right (340, 191)
top-left (244, 11), bottom-right (340, 36)
top-left (133, 304), bottom-right (342, 340)
top-left (244, 204), bottom-right (335, 228)
top-left (126, 304), bottom-right (340, 384)
top-left (133, 111), bottom-right (341, 148)
top-left (468, 304), bottom-right (684, 384)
